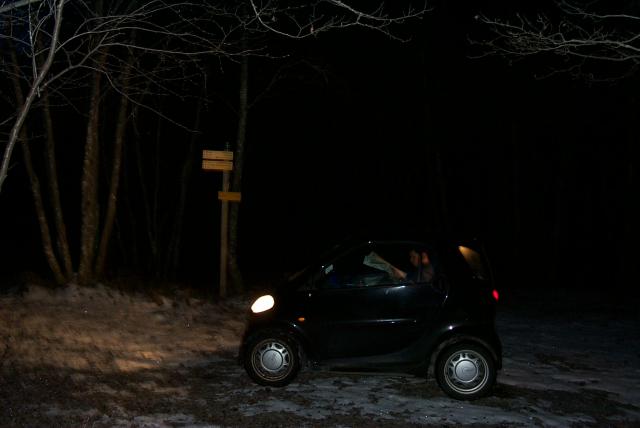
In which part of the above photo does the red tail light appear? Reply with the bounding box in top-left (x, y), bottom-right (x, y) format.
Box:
top-left (492, 289), bottom-right (499, 302)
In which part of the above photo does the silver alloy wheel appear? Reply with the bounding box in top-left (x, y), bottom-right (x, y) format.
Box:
top-left (442, 349), bottom-right (489, 395)
top-left (251, 339), bottom-right (292, 381)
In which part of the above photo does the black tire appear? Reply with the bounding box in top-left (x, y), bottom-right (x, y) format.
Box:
top-left (243, 330), bottom-right (301, 387)
top-left (435, 343), bottom-right (496, 400)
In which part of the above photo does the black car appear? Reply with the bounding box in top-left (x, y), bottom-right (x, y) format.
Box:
top-left (239, 239), bottom-right (502, 400)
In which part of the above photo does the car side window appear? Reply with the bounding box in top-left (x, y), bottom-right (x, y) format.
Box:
top-left (316, 243), bottom-right (438, 290)
top-left (317, 246), bottom-right (392, 289)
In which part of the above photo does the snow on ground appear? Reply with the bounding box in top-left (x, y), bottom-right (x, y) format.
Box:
top-left (0, 283), bottom-right (638, 427)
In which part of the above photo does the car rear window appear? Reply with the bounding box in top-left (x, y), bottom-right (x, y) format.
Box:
top-left (458, 246), bottom-right (488, 280)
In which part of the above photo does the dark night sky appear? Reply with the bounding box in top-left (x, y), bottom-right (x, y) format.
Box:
top-left (228, 4), bottom-right (639, 290)
top-left (1, 1), bottom-right (638, 295)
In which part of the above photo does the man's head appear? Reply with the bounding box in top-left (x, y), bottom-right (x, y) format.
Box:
top-left (410, 249), bottom-right (431, 268)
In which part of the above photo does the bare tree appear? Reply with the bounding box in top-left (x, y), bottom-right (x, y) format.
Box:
top-left (9, 48), bottom-right (68, 284)
top-left (475, 1), bottom-right (640, 79)
top-left (0, 0), bottom-right (240, 285)
top-left (0, 0), bottom-right (65, 193)
top-left (0, 0), bottom-right (232, 193)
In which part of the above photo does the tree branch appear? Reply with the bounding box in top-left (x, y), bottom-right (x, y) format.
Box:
top-left (0, 0), bottom-right (41, 14)
top-left (474, 1), bottom-right (640, 80)
top-left (0, 0), bottom-right (65, 193)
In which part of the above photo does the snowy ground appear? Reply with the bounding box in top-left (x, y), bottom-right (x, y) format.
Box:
top-left (0, 283), bottom-right (638, 427)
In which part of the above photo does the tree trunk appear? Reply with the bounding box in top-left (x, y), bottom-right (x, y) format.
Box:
top-left (95, 58), bottom-right (132, 277)
top-left (622, 97), bottom-right (637, 285)
top-left (78, 62), bottom-right (105, 285)
top-left (41, 90), bottom-right (74, 278)
top-left (166, 92), bottom-right (204, 278)
top-left (30, 25), bottom-right (75, 279)
top-left (9, 49), bottom-right (67, 285)
top-left (19, 131), bottom-right (67, 285)
top-left (229, 52), bottom-right (249, 294)
top-left (151, 114), bottom-right (162, 270)
top-left (133, 109), bottom-right (157, 274)
top-left (76, 0), bottom-right (107, 285)
top-left (511, 121), bottom-right (520, 280)
top-left (120, 133), bottom-right (140, 269)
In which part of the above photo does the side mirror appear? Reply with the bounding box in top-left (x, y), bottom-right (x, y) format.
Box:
top-left (299, 265), bottom-right (325, 291)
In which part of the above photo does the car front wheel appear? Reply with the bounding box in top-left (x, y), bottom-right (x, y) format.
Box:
top-left (435, 343), bottom-right (496, 400)
top-left (243, 330), bottom-right (301, 387)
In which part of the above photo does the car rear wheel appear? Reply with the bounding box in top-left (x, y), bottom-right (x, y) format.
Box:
top-left (435, 343), bottom-right (496, 400)
top-left (244, 330), bottom-right (300, 387)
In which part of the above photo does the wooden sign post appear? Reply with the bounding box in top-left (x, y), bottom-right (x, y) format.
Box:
top-left (202, 149), bottom-right (241, 299)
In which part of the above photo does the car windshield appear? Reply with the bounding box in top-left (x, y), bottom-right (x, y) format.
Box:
top-left (285, 238), bottom-right (361, 283)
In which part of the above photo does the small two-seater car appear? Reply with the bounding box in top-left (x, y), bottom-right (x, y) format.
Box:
top-left (239, 238), bottom-right (501, 400)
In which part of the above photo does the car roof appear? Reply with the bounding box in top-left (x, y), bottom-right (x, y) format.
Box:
top-left (342, 232), bottom-right (484, 249)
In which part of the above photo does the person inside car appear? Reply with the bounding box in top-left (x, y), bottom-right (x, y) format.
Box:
top-left (404, 249), bottom-right (434, 283)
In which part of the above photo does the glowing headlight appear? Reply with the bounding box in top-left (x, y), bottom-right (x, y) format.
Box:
top-left (251, 295), bottom-right (274, 313)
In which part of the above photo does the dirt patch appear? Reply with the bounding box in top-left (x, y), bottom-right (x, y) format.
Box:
top-left (487, 384), bottom-right (640, 427)
top-left (1, 285), bottom-right (639, 427)
top-left (535, 353), bottom-right (595, 372)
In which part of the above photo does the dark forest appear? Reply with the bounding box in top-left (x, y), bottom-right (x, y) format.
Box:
top-left (1, 0), bottom-right (638, 297)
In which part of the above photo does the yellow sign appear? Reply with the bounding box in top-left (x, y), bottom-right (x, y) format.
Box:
top-left (202, 160), bottom-right (233, 171)
top-left (202, 150), bottom-right (233, 161)
top-left (218, 191), bottom-right (241, 202)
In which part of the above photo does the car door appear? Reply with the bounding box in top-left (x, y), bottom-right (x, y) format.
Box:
top-left (306, 242), bottom-right (447, 359)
